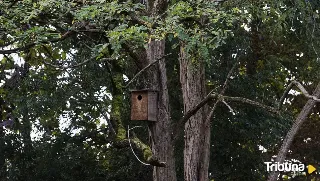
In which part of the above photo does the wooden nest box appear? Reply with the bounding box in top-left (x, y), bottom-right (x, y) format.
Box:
top-left (130, 90), bottom-right (158, 121)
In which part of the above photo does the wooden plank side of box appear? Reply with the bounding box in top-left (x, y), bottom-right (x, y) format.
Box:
top-left (147, 91), bottom-right (158, 121)
top-left (131, 91), bottom-right (148, 120)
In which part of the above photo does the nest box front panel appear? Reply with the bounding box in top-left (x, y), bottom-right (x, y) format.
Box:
top-left (131, 91), bottom-right (148, 120)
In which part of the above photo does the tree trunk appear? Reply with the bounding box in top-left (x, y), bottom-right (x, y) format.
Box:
top-left (0, 127), bottom-right (5, 179)
top-left (179, 45), bottom-right (210, 181)
top-left (146, 40), bottom-right (177, 181)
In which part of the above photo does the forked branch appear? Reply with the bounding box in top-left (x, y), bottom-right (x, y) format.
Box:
top-left (279, 80), bottom-right (320, 109)
top-left (173, 93), bottom-right (279, 141)
top-left (268, 82), bottom-right (320, 181)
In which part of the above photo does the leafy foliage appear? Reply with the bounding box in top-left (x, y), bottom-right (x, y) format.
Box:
top-left (0, 0), bottom-right (319, 180)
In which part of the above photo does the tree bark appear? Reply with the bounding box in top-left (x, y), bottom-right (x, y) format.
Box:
top-left (268, 82), bottom-right (320, 181)
top-left (0, 127), bottom-right (5, 179)
top-left (146, 40), bottom-right (177, 181)
top-left (179, 45), bottom-right (210, 181)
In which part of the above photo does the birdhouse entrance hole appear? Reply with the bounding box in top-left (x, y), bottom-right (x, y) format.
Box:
top-left (130, 90), bottom-right (158, 122)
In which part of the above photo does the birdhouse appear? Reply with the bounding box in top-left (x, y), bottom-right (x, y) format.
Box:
top-left (130, 90), bottom-right (158, 121)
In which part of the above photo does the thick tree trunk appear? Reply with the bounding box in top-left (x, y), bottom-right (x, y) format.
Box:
top-left (179, 45), bottom-right (210, 181)
top-left (0, 127), bottom-right (5, 179)
top-left (146, 40), bottom-right (176, 181)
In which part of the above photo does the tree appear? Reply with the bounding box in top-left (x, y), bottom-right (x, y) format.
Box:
top-left (1, 0), bottom-right (320, 181)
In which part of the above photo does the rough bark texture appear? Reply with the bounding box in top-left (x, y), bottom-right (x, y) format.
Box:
top-left (0, 127), bottom-right (4, 179)
top-left (146, 40), bottom-right (176, 181)
top-left (268, 82), bottom-right (320, 181)
top-left (179, 45), bottom-right (210, 181)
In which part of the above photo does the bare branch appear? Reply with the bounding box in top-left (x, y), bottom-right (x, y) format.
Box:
top-left (128, 126), bottom-right (151, 166)
top-left (278, 80), bottom-right (320, 109)
top-left (278, 81), bottom-right (294, 109)
top-left (125, 53), bottom-right (172, 88)
top-left (268, 82), bottom-right (320, 181)
top-left (173, 94), bottom-right (278, 141)
top-left (222, 96), bottom-right (279, 114)
top-left (112, 126), bottom-right (166, 167)
top-left (42, 60), bottom-right (60, 68)
top-left (292, 80), bottom-right (320, 101)
top-left (221, 60), bottom-right (239, 94)
top-left (204, 58), bottom-right (240, 130)
top-left (173, 93), bottom-right (217, 140)
top-left (174, 59), bottom-right (240, 141)
top-left (222, 100), bottom-right (236, 115)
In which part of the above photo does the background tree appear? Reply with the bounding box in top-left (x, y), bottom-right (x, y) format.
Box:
top-left (0, 0), bottom-right (319, 181)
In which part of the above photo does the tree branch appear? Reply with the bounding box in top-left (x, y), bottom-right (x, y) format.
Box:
top-left (174, 59), bottom-right (240, 141)
top-left (279, 80), bottom-right (320, 109)
top-left (43, 57), bottom-right (115, 70)
top-left (202, 58), bottom-right (240, 137)
top-left (122, 43), bottom-right (148, 69)
top-left (222, 96), bottom-right (279, 114)
top-left (0, 31), bottom-right (73, 54)
top-left (222, 100), bottom-right (236, 115)
top-left (268, 82), bottom-right (320, 181)
top-left (173, 93), bottom-right (216, 141)
top-left (129, 13), bottom-right (152, 28)
top-left (0, 39), bottom-right (18, 48)
top-left (125, 53), bottom-right (172, 88)
top-left (127, 126), bottom-right (166, 167)
top-left (0, 43), bottom-right (35, 54)
top-left (173, 93), bottom-right (278, 141)
top-left (42, 45), bottom-right (115, 70)
top-left (113, 130), bottom-right (166, 167)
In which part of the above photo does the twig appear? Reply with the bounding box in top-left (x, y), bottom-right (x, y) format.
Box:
top-left (0, 43), bottom-right (35, 54)
top-left (222, 100), bottom-right (236, 115)
top-left (125, 53), bottom-right (172, 88)
top-left (310, 14), bottom-right (319, 60)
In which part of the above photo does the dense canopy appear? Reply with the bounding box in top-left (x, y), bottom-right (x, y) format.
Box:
top-left (0, 0), bottom-right (320, 180)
